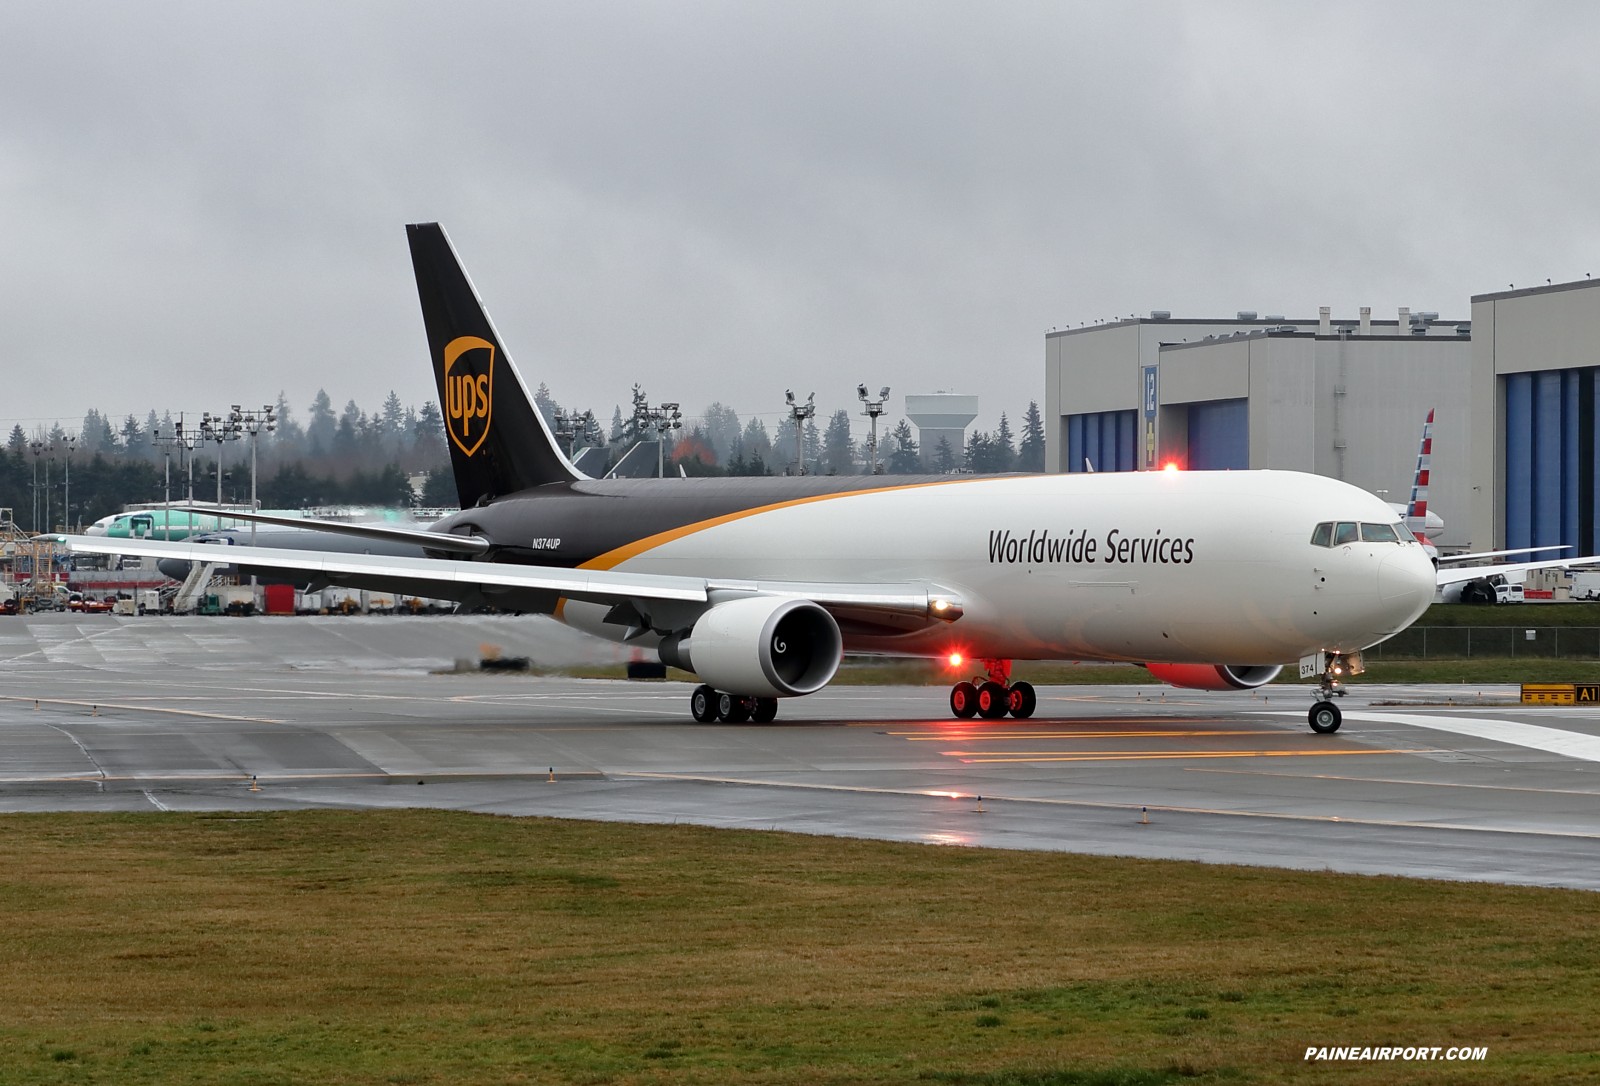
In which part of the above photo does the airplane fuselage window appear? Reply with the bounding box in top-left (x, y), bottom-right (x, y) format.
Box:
top-left (1333, 522), bottom-right (1360, 545)
top-left (1310, 522), bottom-right (1333, 547)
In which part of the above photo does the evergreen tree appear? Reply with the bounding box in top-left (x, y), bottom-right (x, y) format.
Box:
top-left (534, 382), bottom-right (559, 426)
top-left (306, 390), bottom-right (336, 454)
top-left (119, 414), bottom-right (144, 455)
top-left (421, 465), bottom-right (458, 507)
top-left (380, 391), bottom-right (406, 442)
top-left (81, 410), bottom-right (116, 455)
top-left (821, 409), bottom-right (855, 476)
top-left (742, 417), bottom-right (771, 462)
top-left (772, 417), bottom-right (798, 472)
top-left (1018, 400), bottom-right (1046, 472)
top-left (610, 405), bottom-right (625, 442)
top-left (934, 436), bottom-right (957, 473)
top-left (333, 400), bottom-right (361, 457)
top-left (887, 420), bottom-right (919, 474)
top-left (8, 424), bottom-right (28, 456)
top-left (416, 401), bottom-right (444, 441)
top-left (702, 402), bottom-right (741, 464)
top-left (803, 418), bottom-right (821, 473)
top-left (273, 391), bottom-right (306, 455)
top-left (994, 412), bottom-right (1016, 472)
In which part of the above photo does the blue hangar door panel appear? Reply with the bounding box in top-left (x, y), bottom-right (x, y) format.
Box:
top-left (1187, 398), bottom-right (1248, 471)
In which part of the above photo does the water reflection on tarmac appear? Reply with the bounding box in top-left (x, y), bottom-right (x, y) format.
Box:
top-left (1, 614), bottom-right (1598, 890)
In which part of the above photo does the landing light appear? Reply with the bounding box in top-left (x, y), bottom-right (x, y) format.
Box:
top-left (933, 599), bottom-right (949, 612)
top-left (948, 652), bottom-right (963, 667)
top-left (1163, 463), bottom-right (1179, 473)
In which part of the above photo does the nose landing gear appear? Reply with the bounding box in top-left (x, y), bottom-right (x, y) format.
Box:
top-left (1305, 652), bottom-right (1357, 734)
top-left (949, 660), bottom-right (1035, 720)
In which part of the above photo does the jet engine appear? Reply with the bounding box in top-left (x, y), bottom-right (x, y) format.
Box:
top-left (658, 596), bottom-right (842, 697)
top-left (1144, 663), bottom-right (1282, 690)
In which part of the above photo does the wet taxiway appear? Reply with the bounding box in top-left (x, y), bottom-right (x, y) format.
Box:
top-left (2, 614), bottom-right (1598, 890)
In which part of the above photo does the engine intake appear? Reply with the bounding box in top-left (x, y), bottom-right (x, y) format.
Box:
top-left (1144, 663), bottom-right (1282, 691)
top-left (658, 597), bottom-right (842, 697)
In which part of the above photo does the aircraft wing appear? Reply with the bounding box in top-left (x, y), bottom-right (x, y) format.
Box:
top-left (167, 507), bottom-right (489, 556)
top-left (61, 535), bottom-right (962, 621)
top-left (1437, 545), bottom-right (1571, 564)
top-left (1435, 555), bottom-right (1600, 586)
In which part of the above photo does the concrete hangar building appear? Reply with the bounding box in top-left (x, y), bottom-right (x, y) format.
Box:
top-left (1043, 307), bottom-right (1473, 548)
top-left (1044, 278), bottom-right (1600, 555)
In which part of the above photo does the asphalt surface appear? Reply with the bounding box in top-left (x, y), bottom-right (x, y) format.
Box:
top-left (2, 613), bottom-right (1599, 890)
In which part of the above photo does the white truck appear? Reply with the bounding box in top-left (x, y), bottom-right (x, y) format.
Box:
top-left (1571, 572), bottom-right (1600, 601)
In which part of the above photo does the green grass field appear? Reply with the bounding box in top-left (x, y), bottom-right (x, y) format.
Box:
top-left (0, 810), bottom-right (1595, 1084)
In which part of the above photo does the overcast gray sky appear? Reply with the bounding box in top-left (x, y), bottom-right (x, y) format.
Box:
top-left (2, 2), bottom-right (1596, 439)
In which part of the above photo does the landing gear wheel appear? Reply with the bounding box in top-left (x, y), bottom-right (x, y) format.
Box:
top-left (751, 697), bottom-right (779, 723)
top-left (1008, 681), bottom-right (1037, 719)
top-left (950, 681), bottom-right (979, 719)
top-left (977, 681), bottom-right (1010, 719)
top-left (691, 684), bottom-right (719, 722)
top-left (1308, 700), bottom-right (1342, 734)
top-left (718, 692), bottom-right (751, 723)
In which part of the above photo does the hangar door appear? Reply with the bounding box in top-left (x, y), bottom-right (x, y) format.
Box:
top-left (1187, 398), bottom-right (1248, 471)
top-left (1065, 410), bottom-right (1136, 472)
top-left (1505, 368), bottom-right (1599, 557)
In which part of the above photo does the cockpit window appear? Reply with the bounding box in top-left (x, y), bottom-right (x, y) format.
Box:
top-left (1333, 522), bottom-right (1359, 545)
top-left (1310, 522), bottom-right (1333, 547)
top-left (1360, 522), bottom-right (1399, 543)
top-left (1395, 521), bottom-right (1416, 543)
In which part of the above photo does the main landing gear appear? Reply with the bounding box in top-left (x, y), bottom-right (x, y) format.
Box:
top-left (691, 684), bottom-right (778, 724)
top-left (949, 659), bottom-right (1036, 720)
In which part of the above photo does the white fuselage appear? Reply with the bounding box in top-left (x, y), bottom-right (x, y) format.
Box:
top-left (562, 470), bottom-right (1436, 666)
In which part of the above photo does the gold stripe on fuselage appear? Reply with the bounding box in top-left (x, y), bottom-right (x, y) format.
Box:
top-left (575, 478), bottom-right (973, 573)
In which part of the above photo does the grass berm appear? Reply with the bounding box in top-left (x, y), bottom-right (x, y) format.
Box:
top-left (0, 809), bottom-right (1594, 1083)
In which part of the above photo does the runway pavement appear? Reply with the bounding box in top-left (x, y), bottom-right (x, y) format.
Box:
top-left (2, 613), bottom-right (1599, 890)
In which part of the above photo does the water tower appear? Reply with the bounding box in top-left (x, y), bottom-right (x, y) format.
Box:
top-left (904, 393), bottom-right (979, 468)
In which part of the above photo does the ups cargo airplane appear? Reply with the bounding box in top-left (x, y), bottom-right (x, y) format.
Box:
top-left (64, 224), bottom-right (1598, 734)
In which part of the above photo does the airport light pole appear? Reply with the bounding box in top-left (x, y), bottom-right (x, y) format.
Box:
top-left (654, 403), bottom-right (681, 478)
top-left (176, 415), bottom-right (200, 540)
top-left (59, 433), bottom-right (77, 532)
top-left (785, 390), bottom-right (816, 476)
top-left (27, 439), bottom-right (43, 533)
top-left (151, 427), bottom-right (181, 539)
top-left (629, 389), bottom-right (682, 478)
top-left (858, 384), bottom-right (890, 475)
top-left (552, 407), bottom-right (601, 458)
top-left (230, 405), bottom-right (277, 547)
top-left (200, 411), bottom-right (243, 511)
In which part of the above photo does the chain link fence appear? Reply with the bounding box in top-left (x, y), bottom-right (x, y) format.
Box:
top-left (1371, 627), bottom-right (1600, 659)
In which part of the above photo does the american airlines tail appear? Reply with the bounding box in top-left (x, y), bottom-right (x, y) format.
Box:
top-left (406, 222), bottom-right (584, 507)
top-left (1405, 408), bottom-right (1433, 543)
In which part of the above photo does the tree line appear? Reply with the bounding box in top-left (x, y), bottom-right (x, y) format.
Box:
top-left (541, 385), bottom-right (1048, 477)
top-left (2, 390), bottom-right (450, 531)
top-left (1, 386), bottom-right (1051, 531)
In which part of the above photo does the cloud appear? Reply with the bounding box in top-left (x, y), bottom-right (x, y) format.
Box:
top-left (1, 1), bottom-right (1597, 437)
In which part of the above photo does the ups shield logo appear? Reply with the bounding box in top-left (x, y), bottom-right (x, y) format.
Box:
top-left (443, 336), bottom-right (494, 456)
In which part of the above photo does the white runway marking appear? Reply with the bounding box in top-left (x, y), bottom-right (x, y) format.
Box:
top-left (1274, 710), bottom-right (1600, 763)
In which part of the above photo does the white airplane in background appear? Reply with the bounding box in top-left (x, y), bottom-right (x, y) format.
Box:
top-left (1388, 409), bottom-right (1583, 599)
top-left (62, 224), bottom-right (1600, 736)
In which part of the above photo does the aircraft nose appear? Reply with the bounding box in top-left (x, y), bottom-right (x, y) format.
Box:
top-left (1378, 548), bottom-right (1435, 627)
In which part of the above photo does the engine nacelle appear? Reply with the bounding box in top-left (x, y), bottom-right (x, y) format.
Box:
top-left (658, 596), bottom-right (843, 697)
top-left (1144, 662), bottom-right (1283, 691)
